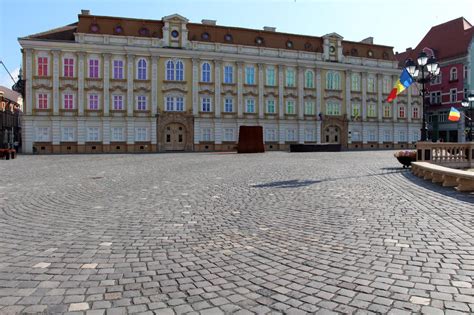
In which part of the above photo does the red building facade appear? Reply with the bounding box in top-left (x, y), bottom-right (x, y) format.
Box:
top-left (396, 17), bottom-right (473, 142)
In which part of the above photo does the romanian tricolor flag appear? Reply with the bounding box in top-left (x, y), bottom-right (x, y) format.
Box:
top-left (387, 69), bottom-right (414, 102)
top-left (448, 107), bottom-right (461, 122)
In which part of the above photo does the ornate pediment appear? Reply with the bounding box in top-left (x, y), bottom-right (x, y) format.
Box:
top-left (162, 14), bottom-right (189, 23)
top-left (323, 32), bottom-right (344, 40)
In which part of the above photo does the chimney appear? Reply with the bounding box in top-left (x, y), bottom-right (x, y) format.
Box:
top-left (81, 9), bottom-right (90, 15)
top-left (264, 26), bottom-right (276, 32)
top-left (406, 47), bottom-right (412, 52)
top-left (201, 19), bottom-right (216, 25)
top-left (360, 37), bottom-right (373, 44)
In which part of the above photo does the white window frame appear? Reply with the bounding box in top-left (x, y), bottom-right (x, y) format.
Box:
top-left (35, 127), bottom-right (50, 141)
top-left (111, 127), bottom-right (125, 142)
top-left (286, 129), bottom-right (296, 141)
top-left (265, 129), bottom-right (276, 142)
top-left (61, 127), bottom-right (75, 142)
top-left (246, 98), bottom-right (255, 113)
top-left (136, 58), bottom-right (147, 80)
top-left (224, 97), bottom-right (233, 113)
top-left (304, 101), bottom-right (315, 115)
top-left (266, 99), bottom-right (276, 114)
top-left (450, 89), bottom-right (457, 102)
top-left (201, 97), bottom-right (212, 112)
top-left (201, 62), bottom-right (211, 83)
top-left (450, 67), bottom-right (457, 81)
top-left (87, 127), bottom-right (100, 142)
top-left (245, 65), bottom-right (255, 85)
top-left (201, 128), bottom-right (212, 142)
top-left (135, 127), bottom-right (148, 142)
top-left (223, 128), bottom-right (235, 142)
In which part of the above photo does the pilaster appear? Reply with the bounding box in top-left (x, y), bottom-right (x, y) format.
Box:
top-left (102, 118), bottom-right (110, 144)
top-left (215, 60), bottom-right (222, 118)
top-left (297, 66), bottom-right (304, 120)
top-left (52, 49), bottom-right (60, 115)
top-left (345, 70), bottom-right (351, 118)
top-left (237, 62), bottom-right (243, 118)
top-left (78, 52), bottom-right (85, 116)
top-left (407, 86), bottom-right (412, 123)
top-left (103, 53), bottom-right (110, 116)
top-left (377, 73), bottom-right (383, 121)
top-left (77, 118), bottom-right (85, 144)
top-left (192, 58), bottom-right (199, 115)
top-left (127, 54), bottom-right (134, 116)
top-left (278, 65), bottom-right (284, 119)
top-left (52, 118), bottom-right (60, 145)
top-left (151, 55), bottom-right (159, 116)
top-left (361, 72), bottom-right (367, 120)
top-left (25, 49), bottom-right (33, 115)
top-left (127, 117), bottom-right (134, 144)
top-left (316, 68), bottom-right (322, 119)
top-left (214, 120), bottom-right (222, 144)
top-left (258, 63), bottom-right (264, 119)
top-left (151, 118), bottom-right (157, 145)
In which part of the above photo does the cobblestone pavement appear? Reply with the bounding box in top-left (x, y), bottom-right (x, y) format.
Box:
top-left (0, 151), bottom-right (473, 315)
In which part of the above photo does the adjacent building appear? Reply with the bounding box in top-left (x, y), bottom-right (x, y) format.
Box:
top-left (396, 17), bottom-right (474, 142)
top-left (0, 87), bottom-right (22, 150)
top-left (19, 11), bottom-right (422, 154)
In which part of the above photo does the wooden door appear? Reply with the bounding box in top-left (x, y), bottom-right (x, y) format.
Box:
top-left (164, 123), bottom-right (186, 151)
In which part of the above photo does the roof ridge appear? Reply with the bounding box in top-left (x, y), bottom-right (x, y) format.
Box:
top-left (25, 22), bottom-right (77, 39)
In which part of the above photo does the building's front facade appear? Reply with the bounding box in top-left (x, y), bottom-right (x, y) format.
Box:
top-left (396, 17), bottom-right (474, 142)
top-left (19, 11), bottom-right (421, 154)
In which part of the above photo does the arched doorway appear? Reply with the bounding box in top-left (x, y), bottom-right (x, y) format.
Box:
top-left (164, 123), bottom-right (186, 151)
top-left (323, 125), bottom-right (341, 144)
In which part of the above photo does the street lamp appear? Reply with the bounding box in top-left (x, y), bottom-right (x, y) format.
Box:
top-left (405, 52), bottom-right (440, 141)
top-left (461, 93), bottom-right (474, 141)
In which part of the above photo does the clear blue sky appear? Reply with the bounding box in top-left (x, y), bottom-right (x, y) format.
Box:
top-left (1, 0), bottom-right (473, 87)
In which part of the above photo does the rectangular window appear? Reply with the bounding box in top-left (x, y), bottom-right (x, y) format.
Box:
top-left (113, 60), bottom-right (124, 79)
top-left (383, 105), bottom-right (391, 118)
top-left (352, 131), bottom-right (361, 142)
top-left (63, 94), bottom-right (74, 109)
top-left (176, 97), bottom-right (184, 111)
top-left (135, 128), bottom-right (148, 141)
top-left (382, 78), bottom-right (391, 94)
top-left (37, 57), bottom-right (48, 76)
top-left (87, 127), bottom-right (100, 142)
top-left (286, 69), bottom-right (295, 87)
top-left (432, 73), bottom-right (441, 85)
top-left (266, 129), bottom-right (276, 142)
top-left (413, 107), bottom-right (419, 119)
top-left (111, 127), bottom-right (124, 141)
top-left (136, 95), bottom-right (147, 111)
top-left (201, 97), bottom-right (211, 112)
top-left (166, 97), bottom-right (174, 111)
top-left (399, 106), bottom-right (405, 118)
top-left (224, 98), bottom-right (233, 113)
top-left (113, 95), bottom-right (124, 110)
top-left (368, 130), bottom-right (376, 142)
top-left (89, 59), bottom-right (99, 78)
top-left (245, 66), bottom-right (255, 85)
top-left (412, 130), bottom-right (419, 142)
top-left (351, 103), bottom-right (361, 117)
top-left (399, 131), bottom-right (406, 142)
top-left (246, 99), bottom-right (255, 113)
top-left (305, 129), bottom-right (315, 142)
top-left (464, 66), bottom-right (468, 79)
top-left (38, 93), bottom-right (48, 109)
top-left (384, 130), bottom-right (391, 142)
top-left (450, 89), bottom-right (457, 102)
top-left (202, 128), bottom-right (212, 141)
top-left (286, 100), bottom-right (295, 114)
top-left (367, 77), bottom-right (376, 93)
top-left (63, 58), bottom-right (74, 77)
top-left (36, 127), bottom-right (49, 141)
top-left (266, 68), bottom-right (275, 86)
top-left (367, 104), bottom-right (376, 117)
top-left (326, 103), bottom-right (341, 115)
top-left (286, 129), bottom-right (296, 141)
top-left (223, 128), bottom-right (235, 142)
top-left (430, 91), bottom-right (441, 104)
top-left (88, 94), bottom-right (99, 110)
top-left (304, 101), bottom-right (315, 115)
top-left (224, 66), bottom-right (233, 84)
top-left (61, 127), bottom-right (75, 142)
top-left (351, 74), bottom-right (361, 91)
top-left (266, 100), bottom-right (276, 113)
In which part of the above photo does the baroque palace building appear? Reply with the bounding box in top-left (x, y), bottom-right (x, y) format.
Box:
top-left (19, 11), bottom-right (422, 153)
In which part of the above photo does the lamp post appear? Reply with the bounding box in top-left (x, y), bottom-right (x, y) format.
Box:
top-left (405, 52), bottom-right (440, 141)
top-left (461, 93), bottom-right (474, 141)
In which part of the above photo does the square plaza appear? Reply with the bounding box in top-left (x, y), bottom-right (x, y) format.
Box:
top-left (0, 151), bottom-right (473, 314)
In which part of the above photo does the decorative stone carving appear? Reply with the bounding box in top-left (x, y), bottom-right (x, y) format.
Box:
top-left (157, 112), bottom-right (194, 152)
top-left (133, 81), bottom-right (151, 92)
top-left (162, 82), bottom-right (188, 93)
top-left (59, 79), bottom-right (77, 90)
top-left (32, 78), bottom-right (53, 89)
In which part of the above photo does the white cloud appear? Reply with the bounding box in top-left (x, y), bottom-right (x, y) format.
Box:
top-left (0, 67), bottom-right (20, 89)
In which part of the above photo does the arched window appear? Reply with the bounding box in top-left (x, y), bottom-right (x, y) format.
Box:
top-left (166, 60), bottom-right (174, 80)
top-left (201, 62), bottom-right (211, 82)
top-left (326, 71), bottom-right (340, 90)
top-left (286, 68), bottom-right (295, 87)
top-left (305, 70), bottom-right (314, 88)
top-left (175, 61), bottom-right (184, 81)
top-left (137, 59), bottom-right (147, 80)
top-left (334, 72), bottom-right (341, 89)
top-left (450, 67), bottom-right (457, 81)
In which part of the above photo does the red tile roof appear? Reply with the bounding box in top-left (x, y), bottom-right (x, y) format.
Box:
top-left (396, 17), bottom-right (473, 64)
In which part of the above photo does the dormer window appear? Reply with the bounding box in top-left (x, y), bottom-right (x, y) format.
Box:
top-left (286, 40), bottom-right (293, 49)
top-left (139, 27), bottom-right (149, 36)
top-left (90, 23), bottom-right (99, 33)
top-left (382, 52), bottom-right (389, 60)
top-left (224, 34), bottom-right (233, 42)
top-left (304, 42), bottom-right (312, 50)
top-left (351, 48), bottom-right (358, 56)
top-left (201, 32), bottom-right (210, 40)
top-left (255, 37), bottom-right (264, 45)
top-left (367, 50), bottom-right (373, 57)
top-left (171, 30), bottom-right (179, 38)
top-left (114, 25), bottom-right (123, 35)
top-left (329, 46), bottom-right (336, 54)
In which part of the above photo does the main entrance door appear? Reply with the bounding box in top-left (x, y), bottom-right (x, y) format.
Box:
top-left (164, 123), bottom-right (186, 151)
top-left (323, 126), bottom-right (341, 144)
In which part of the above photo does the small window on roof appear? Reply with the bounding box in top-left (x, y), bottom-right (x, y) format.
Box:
top-left (255, 37), bottom-right (264, 45)
top-left (201, 32), bottom-right (210, 40)
top-left (224, 34), bottom-right (233, 42)
top-left (351, 48), bottom-right (358, 56)
top-left (139, 27), bottom-right (149, 36)
top-left (90, 23), bottom-right (100, 33)
top-left (286, 40), bottom-right (293, 49)
top-left (382, 51), bottom-right (389, 59)
top-left (367, 50), bottom-right (374, 57)
top-left (304, 42), bottom-right (312, 50)
top-left (114, 25), bottom-right (123, 34)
